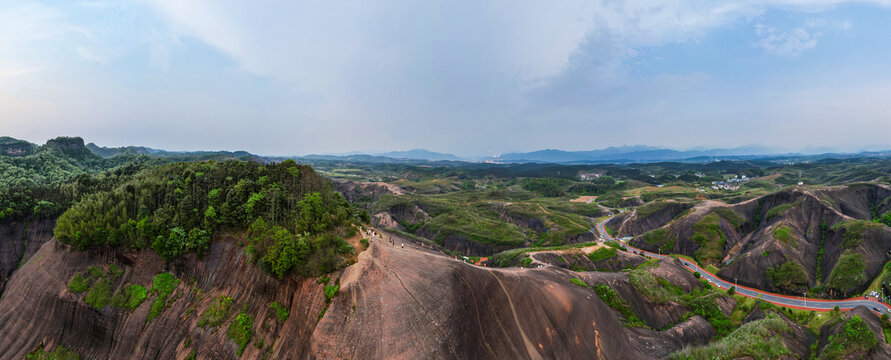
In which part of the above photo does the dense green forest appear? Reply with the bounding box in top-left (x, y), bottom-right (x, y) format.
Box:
top-left (54, 160), bottom-right (358, 277)
top-left (0, 137), bottom-right (150, 221)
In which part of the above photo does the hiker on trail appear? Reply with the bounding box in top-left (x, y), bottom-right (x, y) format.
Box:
top-left (401, 243), bottom-right (404, 248)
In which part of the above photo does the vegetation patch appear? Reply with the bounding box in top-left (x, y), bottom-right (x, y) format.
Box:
top-left (772, 225), bottom-right (796, 247)
top-left (827, 251), bottom-right (867, 296)
top-left (629, 269), bottom-right (683, 304)
top-left (53, 161), bottom-right (358, 278)
top-left (765, 261), bottom-right (808, 294)
top-left (636, 201), bottom-right (672, 218)
top-left (148, 273), bottom-right (180, 322)
top-left (640, 228), bottom-right (675, 254)
top-left (228, 311), bottom-right (254, 356)
top-left (670, 313), bottom-right (791, 360)
top-left (111, 283), bottom-right (148, 311)
top-left (67, 272), bottom-right (89, 294)
top-left (831, 219), bottom-right (881, 249)
top-left (324, 284), bottom-right (339, 302)
top-left (587, 247), bottom-right (617, 262)
top-left (692, 213), bottom-right (725, 264)
top-left (25, 345), bottom-right (80, 360)
top-left (817, 315), bottom-right (878, 360)
top-left (269, 301), bottom-right (289, 322)
top-left (593, 284), bottom-right (647, 328)
top-left (766, 200), bottom-right (801, 220)
top-left (199, 296), bottom-right (234, 328)
top-left (713, 208), bottom-right (744, 229)
top-left (569, 278), bottom-right (589, 287)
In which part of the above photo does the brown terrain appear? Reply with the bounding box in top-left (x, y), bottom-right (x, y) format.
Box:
top-left (614, 183), bottom-right (891, 297)
top-left (0, 221), bottom-right (725, 359)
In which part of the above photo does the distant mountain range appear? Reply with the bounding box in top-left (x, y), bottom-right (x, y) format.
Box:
top-left (494, 145), bottom-right (784, 164)
top-left (6, 136), bottom-right (891, 165)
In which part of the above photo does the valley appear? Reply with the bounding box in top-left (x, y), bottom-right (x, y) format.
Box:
top-left (2, 136), bottom-right (891, 359)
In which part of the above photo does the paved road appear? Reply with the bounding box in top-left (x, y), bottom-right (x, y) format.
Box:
top-left (595, 216), bottom-right (891, 316)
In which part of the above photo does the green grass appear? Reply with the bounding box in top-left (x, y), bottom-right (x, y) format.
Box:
top-left (593, 284), bottom-right (647, 328)
top-left (587, 247), bottom-right (617, 262)
top-left (199, 296), bottom-right (233, 328)
top-left (817, 315), bottom-right (878, 360)
top-left (25, 345), bottom-right (80, 360)
top-left (569, 278), bottom-right (589, 287)
top-left (324, 284), bottom-right (339, 302)
top-left (629, 269), bottom-right (684, 304)
top-left (111, 283), bottom-right (147, 311)
top-left (269, 301), bottom-right (289, 322)
top-left (765, 261), bottom-right (809, 294)
top-left (827, 251), bottom-right (867, 295)
top-left (67, 272), bottom-right (89, 294)
top-left (640, 228), bottom-right (675, 253)
top-left (692, 213), bottom-right (725, 264)
top-left (713, 208), bottom-right (744, 228)
top-left (636, 201), bottom-right (672, 217)
top-left (84, 278), bottom-right (112, 310)
top-left (831, 219), bottom-right (881, 249)
top-left (766, 200), bottom-right (800, 220)
top-left (147, 273), bottom-right (180, 322)
top-left (772, 225), bottom-right (797, 248)
top-left (488, 242), bottom-right (599, 267)
top-left (670, 313), bottom-right (791, 360)
top-left (228, 312), bottom-right (254, 356)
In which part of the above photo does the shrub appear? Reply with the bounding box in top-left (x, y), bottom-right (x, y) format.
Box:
top-left (84, 278), bottom-right (112, 310)
top-left (324, 284), bottom-right (339, 302)
top-left (519, 257), bottom-right (533, 267)
top-left (772, 226), bottom-right (796, 247)
top-left (148, 273), bottom-right (179, 322)
top-left (68, 272), bottom-right (89, 294)
top-left (693, 272), bottom-right (701, 278)
top-left (641, 228), bottom-right (675, 254)
top-left (727, 286), bottom-right (735, 295)
top-left (593, 284), bottom-right (647, 328)
top-left (817, 315), bottom-right (878, 360)
top-left (569, 278), bottom-right (589, 287)
top-left (269, 301), bottom-right (289, 322)
top-left (588, 247), bottom-right (617, 262)
top-left (670, 313), bottom-right (790, 359)
top-left (228, 312), bottom-right (254, 356)
top-left (25, 345), bottom-right (80, 360)
top-left (199, 296), bottom-right (234, 328)
top-left (111, 284), bottom-right (148, 311)
top-left (832, 220), bottom-right (880, 249)
top-left (765, 261), bottom-right (808, 294)
top-left (692, 214), bottom-right (725, 264)
top-left (827, 251), bottom-right (867, 295)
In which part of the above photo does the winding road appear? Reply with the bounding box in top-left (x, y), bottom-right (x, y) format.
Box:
top-left (595, 216), bottom-right (891, 316)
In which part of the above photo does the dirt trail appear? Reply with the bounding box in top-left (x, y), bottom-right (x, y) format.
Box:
top-left (490, 271), bottom-right (544, 360)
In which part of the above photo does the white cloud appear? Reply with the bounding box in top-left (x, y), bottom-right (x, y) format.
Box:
top-left (754, 24), bottom-right (820, 56)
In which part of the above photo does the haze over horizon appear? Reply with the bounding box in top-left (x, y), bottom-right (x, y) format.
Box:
top-left (3, 1), bottom-right (891, 156)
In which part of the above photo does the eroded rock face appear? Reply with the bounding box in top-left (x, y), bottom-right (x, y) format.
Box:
top-left (815, 307), bottom-right (891, 359)
top-left (0, 233), bottom-right (717, 359)
top-left (627, 184), bottom-right (891, 298)
top-left (0, 218), bottom-right (55, 295)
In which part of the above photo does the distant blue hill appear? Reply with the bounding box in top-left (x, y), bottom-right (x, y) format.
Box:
top-left (495, 145), bottom-right (784, 164)
top-left (374, 149), bottom-right (464, 161)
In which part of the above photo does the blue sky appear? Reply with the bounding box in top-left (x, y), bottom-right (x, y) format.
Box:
top-left (2, 1), bottom-right (891, 156)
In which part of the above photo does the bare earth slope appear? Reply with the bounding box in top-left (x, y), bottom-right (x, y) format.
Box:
top-left (0, 231), bottom-right (714, 359)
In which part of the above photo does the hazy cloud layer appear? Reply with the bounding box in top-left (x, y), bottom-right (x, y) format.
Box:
top-left (2, 1), bottom-right (891, 156)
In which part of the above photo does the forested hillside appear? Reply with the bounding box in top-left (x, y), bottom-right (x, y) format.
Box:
top-left (54, 160), bottom-right (358, 277)
top-left (0, 136), bottom-right (147, 221)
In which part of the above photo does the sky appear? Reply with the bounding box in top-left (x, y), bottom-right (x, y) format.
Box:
top-left (2, 1), bottom-right (891, 157)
